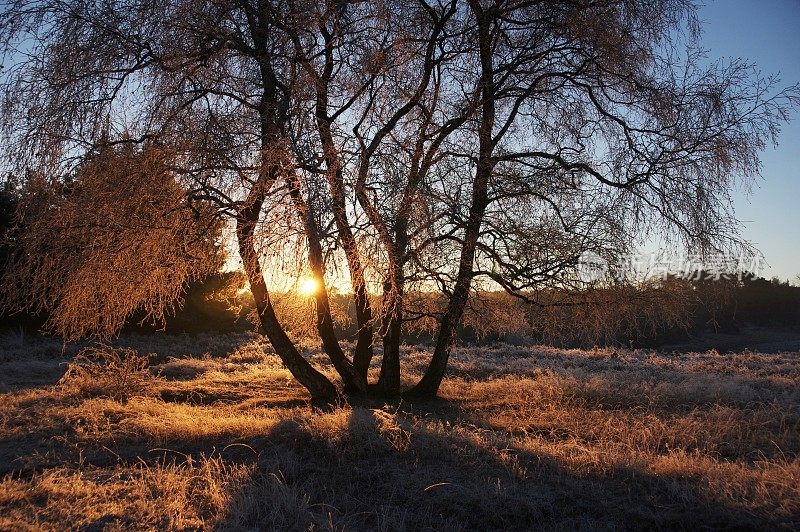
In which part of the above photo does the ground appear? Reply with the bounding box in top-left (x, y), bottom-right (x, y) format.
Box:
top-left (0, 331), bottom-right (798, 530)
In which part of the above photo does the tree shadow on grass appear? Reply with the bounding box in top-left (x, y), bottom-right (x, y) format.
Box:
top-left (216, 402), bottom-right (784, 530)
top-left (0, 391), bottom-right (793, 529)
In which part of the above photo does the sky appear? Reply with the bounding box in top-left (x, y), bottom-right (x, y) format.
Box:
top-left (1, 1), bottom-right (798, 283)
top-left (695, 0), bottom-right (800, 281)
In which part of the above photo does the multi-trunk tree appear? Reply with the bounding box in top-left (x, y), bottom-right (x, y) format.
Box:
top-left (1, 0), bottom-right (796, 403)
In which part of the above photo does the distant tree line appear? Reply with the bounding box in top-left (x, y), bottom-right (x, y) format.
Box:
top-left (171, 271), bottom-right (800, 346)
top-left (134, 271), bottom-right (800, 346)
top-left (6, 210), bottom-right (797, 349)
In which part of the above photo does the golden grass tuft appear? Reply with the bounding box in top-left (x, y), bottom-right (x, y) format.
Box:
top-left (57, 345), bottom-right (163, 403)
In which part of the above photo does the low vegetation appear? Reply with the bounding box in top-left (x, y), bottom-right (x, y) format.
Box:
top-left (0, 333), bottom-right (798, 529)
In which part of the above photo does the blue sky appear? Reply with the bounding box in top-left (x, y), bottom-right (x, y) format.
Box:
top-left (698, 0), bottom-right (800, 281)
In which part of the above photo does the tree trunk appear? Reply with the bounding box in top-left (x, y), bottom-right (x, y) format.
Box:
top-left (290, 14), bottom-right (377, 385)
top-left (316, 117), bottom-right (374, 386)
top-left (236, 177), bottom-right (338, 404)
top-left (376, 273), bottom-right (402, 395)
top-left (405, 166), bottom-right (489, 397)
top-left (376, 193), bottom-right (417, 395)
top-left (285, 172), bottom-right (365, 395)
top-left (408, 0), bottom-right (495, 398)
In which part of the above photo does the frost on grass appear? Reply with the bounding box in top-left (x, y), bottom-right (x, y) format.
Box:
top-left (0, 334), bottom-right (798, 529)
top-left (58, 345), bottom-right (163, 403)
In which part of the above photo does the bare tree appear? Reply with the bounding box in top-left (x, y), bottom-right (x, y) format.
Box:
top-left (406, 0), bottom-right (798, 396)
top-left (1, 0), bottom-right (796, 403)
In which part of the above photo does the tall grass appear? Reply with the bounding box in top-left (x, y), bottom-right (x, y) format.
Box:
top-left (0, 335), bottom-right (798, 529)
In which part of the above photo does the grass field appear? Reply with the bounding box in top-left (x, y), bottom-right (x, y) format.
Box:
top-left (0, 331), bottom-right (798, 530)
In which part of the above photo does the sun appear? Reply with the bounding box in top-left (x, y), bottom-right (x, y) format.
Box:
top-left (298, 276), bottom-right (320, 296)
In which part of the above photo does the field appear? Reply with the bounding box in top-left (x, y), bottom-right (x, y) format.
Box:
top-left (0, 332), bottom-right (798, 530)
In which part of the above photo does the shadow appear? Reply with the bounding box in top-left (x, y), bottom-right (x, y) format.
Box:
top-left (159, 389), bottom-right (307, 409)
top-left (0, 393), bottom-right (792, 529)
top-left (0, 359), bottom-right (71, 393)
top-left (214, 403), bottom-right (783, 530)
top-left (0, 331), bottom-right (262, 394)
top-left (159, 389), bottom-right (250, 405)
top-left (660, 326), bottom-right (800, 354)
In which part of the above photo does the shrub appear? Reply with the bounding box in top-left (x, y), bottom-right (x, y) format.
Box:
top-left (58, 345), bottom-right (162, 403)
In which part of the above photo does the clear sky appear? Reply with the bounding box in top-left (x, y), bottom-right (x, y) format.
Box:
top-left (698, 0), bottom-right (800, 281)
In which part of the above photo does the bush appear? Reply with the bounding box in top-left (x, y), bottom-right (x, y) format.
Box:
top-left (58, 345), bottom-right (162, 403)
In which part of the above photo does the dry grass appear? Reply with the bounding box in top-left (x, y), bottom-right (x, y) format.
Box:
top-left (0, 332), bottom-right (798, 530)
